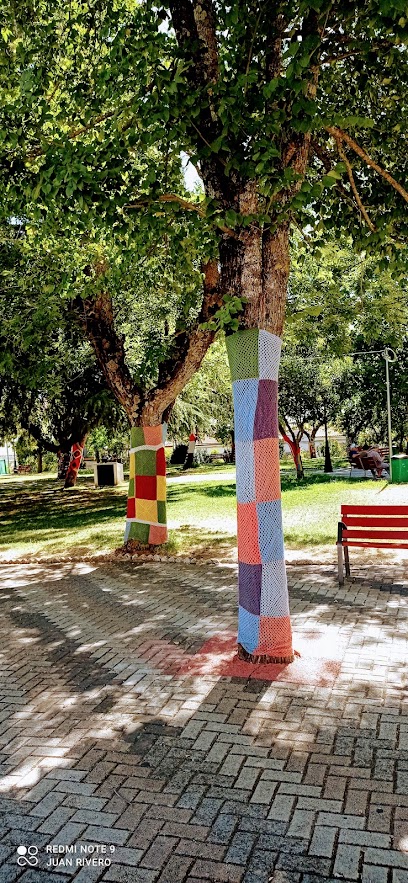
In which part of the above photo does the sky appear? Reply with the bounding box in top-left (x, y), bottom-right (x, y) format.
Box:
top-left (181, 152), bottom-right (203, 192)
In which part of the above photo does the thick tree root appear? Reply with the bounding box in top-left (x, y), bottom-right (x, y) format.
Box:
top-left (238, 644), bottom-right (300, 665)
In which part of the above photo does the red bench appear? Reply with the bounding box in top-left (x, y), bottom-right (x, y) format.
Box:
top-left (337, 505), bottom-right (408, 584)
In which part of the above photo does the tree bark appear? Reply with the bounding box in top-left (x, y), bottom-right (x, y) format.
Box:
top-left (309, 426), bottom-right (321, 459)
top-left (57, 450), bottom-right (71, 480)
top-left (37, 446), bottom-right (43, 474)
top-left (64, 436), bottom-right (87, 489)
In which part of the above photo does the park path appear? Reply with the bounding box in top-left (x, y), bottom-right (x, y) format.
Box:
top-left (0, 559), bottom-right (407, 882)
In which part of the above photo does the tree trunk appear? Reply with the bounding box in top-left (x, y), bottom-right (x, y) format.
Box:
top-left (57, 450), bottom-right (71, 480)
top-left (37, 446), bottom-right (43, 474)
top-left (323, 408), bottom-right (333, 474)
top-left (64, 437), bottom-right (87, 489)
top-left (226, 329), bottom-right (294, 664)
top-left (280, 430), bottom-right (304, 480)
top-left (124, 423), bottom-right (168, 546)
top-left (309, 427), bottom-right (319, 459)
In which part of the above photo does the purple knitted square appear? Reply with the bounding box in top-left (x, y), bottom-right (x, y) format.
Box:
top-left (253, 380), bottom-right (279, 440)
top-left (238, 562), bottom-right (262, 615)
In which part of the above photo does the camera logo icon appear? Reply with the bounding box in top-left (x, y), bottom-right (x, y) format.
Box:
top-left (17, 845), bottom-right (39, 867)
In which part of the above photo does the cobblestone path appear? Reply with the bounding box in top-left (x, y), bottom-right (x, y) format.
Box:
top-left (0, 560), bottom-right (407, 883)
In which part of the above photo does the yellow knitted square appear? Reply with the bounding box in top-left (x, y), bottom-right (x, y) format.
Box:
top-left (135, 499), bottom-right (158, 523)
top-left (156, 476), bottom-right (166, 501)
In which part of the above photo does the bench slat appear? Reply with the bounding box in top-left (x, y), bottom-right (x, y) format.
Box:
top-left (343, 529), bottom-right (408, 541)
top-left (343, 516), bottom-right (408, 528)
top-left (341, 505), bottom-right (408, 516)
top-left (342, 541), bottom-right (408, 549)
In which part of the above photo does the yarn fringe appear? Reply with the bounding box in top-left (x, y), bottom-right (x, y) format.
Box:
top-left (237, 644), bottom-right (299, 665)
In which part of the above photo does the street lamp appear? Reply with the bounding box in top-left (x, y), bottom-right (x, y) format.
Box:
top-left (382, 347), bottom-right (397, 481)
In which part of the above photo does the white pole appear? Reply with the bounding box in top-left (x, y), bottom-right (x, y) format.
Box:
top-left (384, 349), bottom-right (394, 482)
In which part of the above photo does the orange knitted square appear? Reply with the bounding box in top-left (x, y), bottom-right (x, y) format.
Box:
top-left (254, 438), bottom-right (281, 502)
top-left (237, 502), bottom-right (261, 564)
top-left (256, 615), bottom-right (293, 657)
top-left (149, 524), bottom-right (168, 544)
top-left (143, 425), bottom-right (164, 446)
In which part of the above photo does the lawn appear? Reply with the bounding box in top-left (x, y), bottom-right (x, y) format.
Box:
top-left (0, 470), bottom-right (400, 563)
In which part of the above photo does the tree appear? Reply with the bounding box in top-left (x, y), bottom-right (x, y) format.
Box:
top-left (278, 350), bottom-right (343, 477)
top-left (0, 225), bottom-right (123, 487)
top-left (286, 238), bottom-right (408, 355)
top-left (338, 342), bottom-right (408, 452)
top-left (1, 2), bottom-right (407, 661)
top-left (169, 337), bottom-right (234, 445)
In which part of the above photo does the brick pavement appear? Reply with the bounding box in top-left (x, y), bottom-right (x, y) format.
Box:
top-left (0, 559), bottom-right (407, 883)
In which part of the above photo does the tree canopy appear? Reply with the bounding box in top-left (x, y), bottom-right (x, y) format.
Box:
top-left (1, 1), bottom-right (407, 269)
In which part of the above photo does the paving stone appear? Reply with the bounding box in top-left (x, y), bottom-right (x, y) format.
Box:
top-left (189, 860), bottom-right (244, 882)
top-left (140, 837), bottom-right (179, 871)
top-left (362, 866), bottom-right (389, 883)
top-left (309, 825), bottom-right (337, 857)
top-left (333, 843), bottom-right (361, 880)
top-left (225, 832), bottom-right (256, 865)
top-left (104, 868), bottom-right (158, 883)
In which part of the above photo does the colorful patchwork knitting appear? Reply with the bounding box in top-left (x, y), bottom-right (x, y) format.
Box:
top-left (124, 424), bottom-right (168, 545)
top-left (226, 329), bottom-right (294, 663)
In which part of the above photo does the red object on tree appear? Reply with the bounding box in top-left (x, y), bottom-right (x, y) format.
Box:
top-left (280, 427), bottom-right (304, 480)
top-left (64, 438), bottom-right (86, 489)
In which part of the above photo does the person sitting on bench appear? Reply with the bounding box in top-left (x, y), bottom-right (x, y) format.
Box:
top-left (362, 444), bottom-right (389, 478)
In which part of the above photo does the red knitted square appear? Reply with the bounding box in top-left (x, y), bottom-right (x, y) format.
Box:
top-left (156, 447), bottom-right (166, 476)
top-left (136, 475), bottom-right (157, 501)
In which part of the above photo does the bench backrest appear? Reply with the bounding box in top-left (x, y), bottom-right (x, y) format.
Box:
top-left (340, 505), bottom-right (408, 549)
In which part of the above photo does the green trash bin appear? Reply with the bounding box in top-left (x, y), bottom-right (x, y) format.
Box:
top-left (391, 454), bottom-right (408, 483)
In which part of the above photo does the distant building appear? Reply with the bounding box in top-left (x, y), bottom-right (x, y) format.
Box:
top-left (281, 428), bottom-right (346, 455)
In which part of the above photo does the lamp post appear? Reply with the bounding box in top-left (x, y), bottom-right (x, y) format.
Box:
top-left (382, 347), bottom-right (397, 482)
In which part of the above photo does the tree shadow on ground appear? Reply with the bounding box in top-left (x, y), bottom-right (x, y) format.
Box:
top-left (0, 560), bottom-right (406, 881)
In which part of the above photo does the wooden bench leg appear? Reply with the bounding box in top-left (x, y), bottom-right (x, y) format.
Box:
top-left (337, 543), bottom-right (344, 585)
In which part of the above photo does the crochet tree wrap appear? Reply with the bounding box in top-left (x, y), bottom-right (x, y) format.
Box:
top-left (226, 329), bottom-right (294, 662)
top-left (124, 424), bottom-right (168, 545)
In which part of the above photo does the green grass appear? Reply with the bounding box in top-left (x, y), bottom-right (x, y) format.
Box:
top-left (0, 470), bottom-right (394, 562)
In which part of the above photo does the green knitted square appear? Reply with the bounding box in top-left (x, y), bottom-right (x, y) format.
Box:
top-left (127, 520), bottom-right (150, 543)
top-left (157, 501), bottom-right (166, 525)
top-left (226, 329), bottom-right (259, 381)
top-left (130, 426), bottom-right (145, 448)
top-left (135, 448), bottom-right (156, 476)
top-left (128, 478), bottom-right (135, 498)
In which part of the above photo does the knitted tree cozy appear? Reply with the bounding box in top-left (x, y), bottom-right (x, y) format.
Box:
top-left (226, 328), bottom-right (294, 664)
top-left (124, 424), bottom-right (168, 545)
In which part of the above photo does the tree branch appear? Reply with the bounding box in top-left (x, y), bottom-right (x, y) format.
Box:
top-left (74, 291), bottom-right (141, 423)
top-left (27, 102), bottom-right (135, 160)
top-left (125, 193), bottom-right (236, 237)
top-left (310, 139), bottom-right (356, 208)
top-left (141, 260), bottom-right (221, 423)
top-left (326, 127), bottom-right (408, 205)
top-left (20, 418), bottom-right (60, 453)
top-left (333, 136), bottom-right (376, 231)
